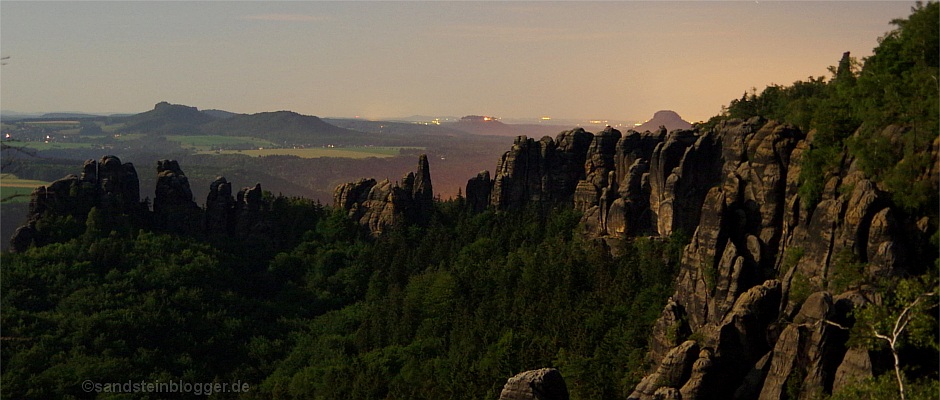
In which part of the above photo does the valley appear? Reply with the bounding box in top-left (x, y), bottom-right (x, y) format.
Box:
top-left (1, 3), bottom-right (937, 400)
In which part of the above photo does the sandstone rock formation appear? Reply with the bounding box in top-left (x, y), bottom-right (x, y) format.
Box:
top-left (498, 368), bottom-right (570, 400)
top-left (471, 124), bottom-right (721, 239)
top-left (627, 120), bottom-right (933, 400)
top-left (470, 117), bottom-right (936, 400)
top-left (153, 159), bottom-right (202, 234)
top-left (206, 177), bottom-right (236, 236)
top-left (484, 129), bottom-right (592, 211)
top-left (466, 170), bottom-right (492, 213)
top-left (10, 155), bottom-right (145, 252)
top-left (10, 157), bottom-right (273, 250)
top-left (235, 183), bottom-right (273, 240)
top-left (333, 155), bottom-right (435, 236)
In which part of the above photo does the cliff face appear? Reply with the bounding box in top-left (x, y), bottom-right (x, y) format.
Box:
top-left (470, 124), bottom-right (722, 240)
top-left (630, 120), bottom-right (937, 400)
top-left (472, 119), bottom-right (937, 400)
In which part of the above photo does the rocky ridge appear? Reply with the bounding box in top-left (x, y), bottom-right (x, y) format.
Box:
top-left (470, 119), bottom-right (936, 399)
top-left (469, 123), bottom-right (723, 241)
top-left (10, 155), bottom-right (273, 251)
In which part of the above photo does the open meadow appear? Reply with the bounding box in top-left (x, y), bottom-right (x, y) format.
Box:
top-left (1, 176), bottom-right (51, 202)
top-left (165, 135), bottom-right (276, 150)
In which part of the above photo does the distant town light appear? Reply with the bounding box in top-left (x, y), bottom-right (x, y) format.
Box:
top-left (541, 117), bottom-right (551, 120)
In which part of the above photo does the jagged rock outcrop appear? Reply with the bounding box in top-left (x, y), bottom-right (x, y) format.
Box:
top-left (153, 159), bottom-right (202, 234)
top-left (413, 154), bottom-right (434, 221)
top-left (476, 124), bottom-right (723, 239)
top-left (756, 291), bottom-right (851, 400)
top-left (630, 118), bottom-right (935, 400)
top-left (10, 155), bottom-right (145, 252)
top-left (206, 177), bottom-right (236, 236)
top-left (577, 127), bottom-right (622, 235)
top-left (498, 368), bottom-right (570, 400)
top-left (335, 178), bottom-right (377, 212)
top-left (487, 129), bottom-right (593, 211)
top-left (334, 155), bottom-right (434, 236)
top-left (582, 126), bottom-right (622, 190)
top-left (235, 183), bottom-right (272, 239)
top-left (466, 170), bottom-right (492, 213)
top-left (328, 111), bottom-right (929, 400)
top-left (10, 157), bottom-right (274, 250)
top-left (649, 128), bottom-right (723, 237)
top-left (629, 340), bottom-right (700, 400)
top-left (87, 155), bottom-right (142, 215)
top-left (831, 347), bottom-right (872, 395)
top-left (489, 135), bottom-right (546, 211)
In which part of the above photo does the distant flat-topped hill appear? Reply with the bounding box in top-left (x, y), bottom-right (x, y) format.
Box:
top-left (632, 110), bottom-right (692, 132)
top-left (121, 102), bottom-right (217, 134)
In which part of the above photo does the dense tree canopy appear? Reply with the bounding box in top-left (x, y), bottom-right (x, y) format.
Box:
top-left (706, 2), bottom-right (938, 215)
top-left (1, 195), bottom-right (687, 399)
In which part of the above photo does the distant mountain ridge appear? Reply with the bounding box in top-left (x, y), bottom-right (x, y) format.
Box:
top-left (0, 111), bottom-right (123, 121)
top-left (201, 109), bottom-right (237, 119)
top-left (202, 111), bottom-right (362, 145)
top-left (109, 102), bottom-right (585, 145)
top-left (109, 102), bottom-right (366, 145)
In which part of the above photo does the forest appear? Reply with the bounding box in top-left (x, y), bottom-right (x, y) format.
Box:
top-left (1, 195), bottom-right (688, 399)
top-left (1, 3), bottom-right (937, 400)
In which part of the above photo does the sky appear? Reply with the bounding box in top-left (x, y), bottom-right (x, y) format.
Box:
top-left (0, 1), bottom-right (918, 123)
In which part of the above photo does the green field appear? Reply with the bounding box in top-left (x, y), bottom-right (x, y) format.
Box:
top-left (165, 135), bottom-right (276, 150)
top-left (100, 123), bottom-right (127, 133)
top-left (110, 133), bottom-right (146, 141)
top-left (1, 187), bottom-right (37, 202)
top-left (14, 142), bottom-right (97, 150)
top-left (339, 146), bottom-right (425, 156)
top-left (195, 146), bottom-right (422, 159)
top-left (21, 121), bottom-right (81, 129)
top-left (1, 176), bottom-right (51, 202)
